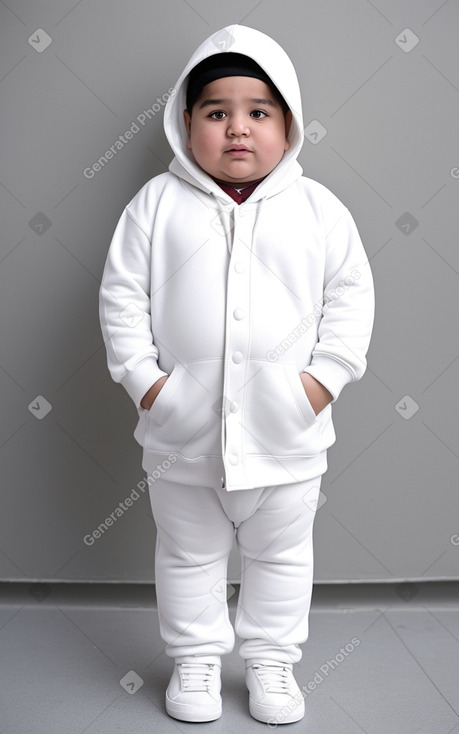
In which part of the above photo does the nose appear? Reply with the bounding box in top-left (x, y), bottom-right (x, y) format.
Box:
top-left (227, 114), bottom-right (249, 137)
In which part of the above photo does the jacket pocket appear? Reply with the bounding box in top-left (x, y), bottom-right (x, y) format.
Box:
top-left (284, 367), bottom-right (318, 427)
top-left (147, 363), bottom-right (184, 426)
top-left (143, 359), bottom-right (223, 458)
top-left (242, 360), bottom-right (321, 458)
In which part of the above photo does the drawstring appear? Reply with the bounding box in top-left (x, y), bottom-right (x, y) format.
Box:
top-left (251, 194), bottom-right (267, 243)
top-left (212, 196), bottom-right (234, 255)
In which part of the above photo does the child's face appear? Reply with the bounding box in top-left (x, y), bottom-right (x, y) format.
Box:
top-left (183, 76), bottom-right (291, 185)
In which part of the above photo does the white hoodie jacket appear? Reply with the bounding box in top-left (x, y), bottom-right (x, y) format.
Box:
top-left (99, 25), bottom-right (375, 491)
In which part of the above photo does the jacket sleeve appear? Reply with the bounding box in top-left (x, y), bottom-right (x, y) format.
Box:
top-left (99, 207), bottom-right (169, 407)
top-left (303, 208), bottom-right (375, 401)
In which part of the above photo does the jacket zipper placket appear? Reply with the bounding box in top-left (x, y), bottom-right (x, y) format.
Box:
top-left (221, 203), bottom-right (252, 490)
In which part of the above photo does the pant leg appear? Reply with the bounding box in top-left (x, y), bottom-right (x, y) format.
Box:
top-left (148, 477), bottom-right (236, 659)
top-left (234, 477), bottom-right (322, 664)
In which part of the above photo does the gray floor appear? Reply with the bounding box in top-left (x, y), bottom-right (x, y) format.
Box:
top-left (0, 583), bottom-right (458, 734)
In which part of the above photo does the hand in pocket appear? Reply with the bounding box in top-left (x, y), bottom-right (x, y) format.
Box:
top-left (299, 373), bottom-right (333, 415)
top-left (140, 375), bottom-right (169, 411)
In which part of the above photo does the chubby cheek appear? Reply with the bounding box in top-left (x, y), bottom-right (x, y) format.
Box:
top-left (189, 130), bottom-right (219, 161)
top-left (264, 135), bottom-right (288, 161)
top-left (187, 135), bottom-right (203, 158)
top-left (187, 128), bottom-right (204, 154)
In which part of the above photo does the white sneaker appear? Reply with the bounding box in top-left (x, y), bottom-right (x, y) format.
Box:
top-left (246, 659), bottom-right (305, 724)
top-left (165, 656), bottom-right (222, 722)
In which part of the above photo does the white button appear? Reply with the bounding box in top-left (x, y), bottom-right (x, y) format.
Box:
top-left (230, 401), bottom-right (239, 413)
top-left (229, 454), bottom-right (239, 465)
top-left (234, 261), bottom-right (244, 273)
top-left (233, 308), bottom-right (244, 320)
top-left (239, 209), bottom-right (244, 217)
top-left (232, 351), bottom-right (243, 364)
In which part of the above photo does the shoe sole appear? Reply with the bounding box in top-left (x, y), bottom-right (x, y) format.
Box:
top-left (166, 694), bottom-right (222, 723)
top-left (249, 697), bottom-right (305, 724)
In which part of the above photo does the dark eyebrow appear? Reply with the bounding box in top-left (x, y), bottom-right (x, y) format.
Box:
top-left (249, 98), bottom-right (276, 107)
top-left (199, 98), bottom-right (230, 109)
top-left (199, 97), bottom-right (277, 109)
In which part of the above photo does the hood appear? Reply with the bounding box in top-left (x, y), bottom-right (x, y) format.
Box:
top-left (163, 24), bottom-right (304, 201)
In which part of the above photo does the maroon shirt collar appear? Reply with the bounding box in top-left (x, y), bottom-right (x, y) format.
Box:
top-left (214, 177), bottom-right (265, 205)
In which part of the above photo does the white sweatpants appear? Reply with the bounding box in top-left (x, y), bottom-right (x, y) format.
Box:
top-left (148, 475), bottom-right (322, 664)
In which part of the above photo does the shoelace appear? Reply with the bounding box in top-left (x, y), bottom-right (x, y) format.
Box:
top-left (179, 663), bottom-right (216, 692)
top-left (253, 664), bottom-right (292, 694)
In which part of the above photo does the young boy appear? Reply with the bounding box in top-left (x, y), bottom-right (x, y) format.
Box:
top-left (99, 24), bottom-right (374, 725)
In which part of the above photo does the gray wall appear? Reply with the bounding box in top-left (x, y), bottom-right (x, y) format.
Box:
top-left (1, 0), bottom-right (458, 584)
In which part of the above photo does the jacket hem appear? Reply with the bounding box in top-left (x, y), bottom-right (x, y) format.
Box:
top-left (142, 448), bottom-right (327, 491)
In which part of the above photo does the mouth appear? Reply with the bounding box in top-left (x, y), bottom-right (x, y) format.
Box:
top-left (224, 145), bottom-right (252, 157)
